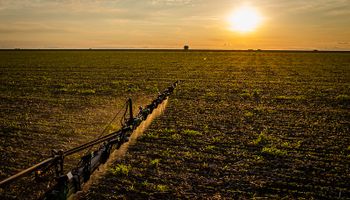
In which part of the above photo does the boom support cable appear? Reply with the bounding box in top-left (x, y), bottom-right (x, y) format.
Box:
top-left (84, 100), bottom-right (128, 155)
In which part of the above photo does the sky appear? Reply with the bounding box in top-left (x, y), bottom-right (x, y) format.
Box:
top-left (0, 0), bottom-right (349, 50)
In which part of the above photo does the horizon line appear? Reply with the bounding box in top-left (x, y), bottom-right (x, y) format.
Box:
top-left (1, 48), bottom-right (349, 52)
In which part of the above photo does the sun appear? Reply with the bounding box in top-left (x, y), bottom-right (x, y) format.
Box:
top-left (228, 6), bottom-right (262, 33)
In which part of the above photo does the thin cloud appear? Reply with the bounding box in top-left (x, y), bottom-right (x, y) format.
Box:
top-left (151, 0), bottom-right (193, 5)
top-left (0, 22), bottom-right (73, 34)
top-left (259, 0), bottom-right (350, 14)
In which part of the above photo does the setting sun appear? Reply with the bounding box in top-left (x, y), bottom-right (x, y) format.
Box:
top-left (228, 6), bottom-right (262, 33)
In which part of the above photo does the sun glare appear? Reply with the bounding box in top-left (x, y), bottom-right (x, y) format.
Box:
top-left (228, 6), bottom-right (262, 33)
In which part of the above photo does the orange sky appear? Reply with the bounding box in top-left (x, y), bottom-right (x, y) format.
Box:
top-left (0, 0), bottom-right (349, 50)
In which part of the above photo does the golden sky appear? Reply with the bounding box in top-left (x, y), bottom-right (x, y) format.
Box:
top-left (0, 0), bottom-right (349, 50)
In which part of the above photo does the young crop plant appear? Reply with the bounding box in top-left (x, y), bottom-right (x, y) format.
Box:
top-left (253, 105), bottom-right (265, 114)
top-left (155, 184), bottom-right (168, 192)
top-left (281, 140), bottom-right (301, 149)
top-left (110, 164), bottom-right (131, 176)
top-left (127, 184), bottom-right (135, 192)
top-left (253, 89), bottom-right (262, 105)
top-left (163, 128), bottom-right (176, 134)
top-left (142, 132), bottom-right (159, 140)
top-left (244, 111), bottom-right (254, 117)
top-left (150, 159), bottom-right (160, 168)
top-left (182, 129), bottom-right (202, 137)
top-left (261, 146), bottom-right (287, 157)
top-left (251, 130), bottom-right (272, 146)
top-left (275, 95), bottom-right (305, 101)
top-left (125, 84), bottom-right (140, 93)
top-left (204, 91), bottom-right (216, 101)
top-left (141, 180), bottom-right (149, 188)
top-left (183, 151), bottom-right (193, 158)
top-left (253, 155), bottom-right (265, 163)
top-left (336, 94), bottom-right (350, 104)
top-left (160, 148), bottom-right (172, 158)
top-left (240, 91), bottom-right (251, 99)
top-left (170, 133), bottom-right (182, 140)
top-left (204, 145), bottom-right (215, 151)
top-left (145, 85), bottom-right (159, 93)
top-left (211, 136), bottom-right (221, 143)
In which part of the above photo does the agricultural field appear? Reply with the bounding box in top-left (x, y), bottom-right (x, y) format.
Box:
top-left (0, 50), bottom-right (350, 199)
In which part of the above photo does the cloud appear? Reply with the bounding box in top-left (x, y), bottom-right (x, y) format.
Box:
top-left (258, 0), bottom-right (350, 16)
top-left (0, 22), bottom-right (72, 34)
top-left (151, 0), bottom-right (192, 5)
top-left (324, 6), bottom-right (350, 16)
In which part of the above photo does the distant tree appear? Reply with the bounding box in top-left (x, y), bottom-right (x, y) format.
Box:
top-left (184, 45), bottom-right (189, 50)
